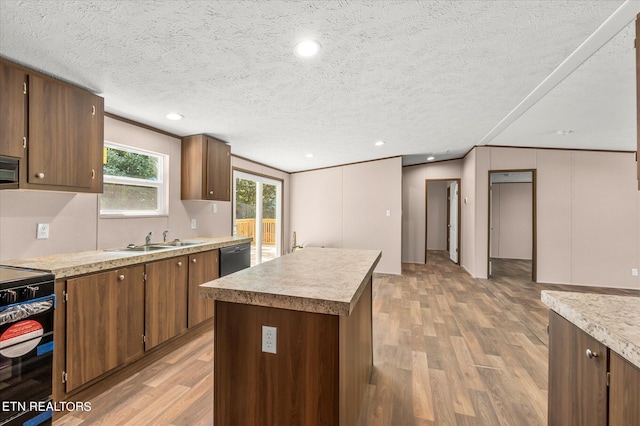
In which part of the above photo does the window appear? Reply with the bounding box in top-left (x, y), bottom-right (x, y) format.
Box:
top-left (100, 142), bottom-right (167, 216)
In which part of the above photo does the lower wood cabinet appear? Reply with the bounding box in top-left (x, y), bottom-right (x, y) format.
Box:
top-left (65, 265), bottom-right (144, 392)
top-left (59, 250), bottom-right (219, 398)
top-left (188, 249), bottom-right (219, 328)
top-left (144, 256), bottom-right (188, 350)
top-left (548, 311), bottom-right (640, 426)
top-left (609, 351), bottom-right (640, 426)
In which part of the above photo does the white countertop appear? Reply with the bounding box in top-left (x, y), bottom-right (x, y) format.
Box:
top-left (542, 290), bottom-right (640, 369)
top-left (201, 247), bottom-right (381, 316)
top-left (1, 236), bottom-right (251, 279)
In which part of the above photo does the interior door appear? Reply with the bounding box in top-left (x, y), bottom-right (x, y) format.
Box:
top-left (449, 181), bottom-right (458, 263)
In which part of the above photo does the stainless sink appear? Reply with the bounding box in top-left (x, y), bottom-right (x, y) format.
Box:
top-left (106, 240), bottom-right (203, 253)
top-left (106, 245), bottom-right (170, 253)
top-left (151, 240), bottom-right (203, 248)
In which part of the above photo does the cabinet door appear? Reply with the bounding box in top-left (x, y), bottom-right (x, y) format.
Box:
top-left (145, 256), bottom-right (188, 350)
top-left (66, 271), bottom-right (119, 392)
top-left (548, 311), bottom-right (608, 426)
top-left (28, 75), bottom-right (101, 189)
top-left (0, 62), bottom-right (27, 158)
top-left (609, 351), bottom-right (640, 425)
top-left (116, 265), bottom-right (145, 364)
top-left (206, 137), bottom-right (231, 201)
top-left (188, 250), bottom-right (219, 327)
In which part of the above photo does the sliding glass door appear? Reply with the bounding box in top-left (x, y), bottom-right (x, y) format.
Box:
top-left (233, 171), bottom-right (282, 266)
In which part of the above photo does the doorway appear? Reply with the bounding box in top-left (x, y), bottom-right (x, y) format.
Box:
top-left (425, 179), bottom-right (461, 265)
top-left (487, 170), bottom-right (536, 282)
top-left (233, 170), bottom-right (283, 266)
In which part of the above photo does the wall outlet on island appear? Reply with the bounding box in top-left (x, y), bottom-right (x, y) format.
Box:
top-left (632, 268), bottom-right (638, 277)
top-left (190, 219), bottom-right (197, 229)
top-left (36, 223), bottom-right (49, 240)
top-left (262, 325), bottom-right (277, 354)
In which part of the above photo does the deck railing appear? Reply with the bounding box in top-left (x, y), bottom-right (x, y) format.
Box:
top-left (236, 219), bottom-right (276, 245)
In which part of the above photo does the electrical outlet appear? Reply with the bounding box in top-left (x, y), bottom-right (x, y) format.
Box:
top-left (213, 203), bottom-right (217, 213)
top-left (36, 223), bottom-right (49, 240)
top-left (632, 268), bottom-right (638, 277)
top-left (190, 219), bottom-right (197, 229)
top-left (262, 325), bottom-right (277, 354)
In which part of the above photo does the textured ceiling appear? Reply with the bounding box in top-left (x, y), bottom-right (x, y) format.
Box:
top-left (0, 0), bottom-right (636, 172)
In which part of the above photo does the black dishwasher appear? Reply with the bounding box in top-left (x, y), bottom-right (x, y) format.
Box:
top-left (219, 243), bottom-right (251, 277)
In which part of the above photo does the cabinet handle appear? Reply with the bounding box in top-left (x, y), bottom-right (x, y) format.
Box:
top-left (118, 275), bottom-right (125, 281)
top-left (209, 190), bottom-right (214, 195)
top-left (91, 169), bottom-right (95, 179)
top-left (177, 261), bottom-right (183, 267)
top-left (36, 172), bottom-right (45, 179)
top-left (586, 349), bottom-right (598, 359)
top-left (192, 258), bottom-right (197, 263)
top-left (22, 137), bottom-right (27, 149)
top-left (23, 82), bottom-right (27, 94)
top-left (92, 105), bottom-right (96, 116)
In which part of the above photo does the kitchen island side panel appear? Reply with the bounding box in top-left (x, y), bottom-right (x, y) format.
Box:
top-left (339, 276), bottom-right (373, 426)
top-left (214, 278), bottom-right (373, 425)
top-left (214, 300), bottom-right (340, 425)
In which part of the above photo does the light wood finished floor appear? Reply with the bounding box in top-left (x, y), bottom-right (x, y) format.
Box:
top-left (55, 251), bottom-right (638, 426)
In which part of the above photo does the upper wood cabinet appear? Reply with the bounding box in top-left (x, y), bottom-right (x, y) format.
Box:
top-left (28, 74), bottom-right (104, 191)
top-left (181, 134), bottom-right (231, 201)
top-left (0, 62), bottom-right (27, 159)
top-left (0, 58), bottom-right (104, 193)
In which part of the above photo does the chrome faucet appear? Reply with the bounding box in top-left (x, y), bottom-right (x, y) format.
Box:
top-left (163, 230), bottom-right (169, 243)
top-left (145, 231), bottom-right (153, 245)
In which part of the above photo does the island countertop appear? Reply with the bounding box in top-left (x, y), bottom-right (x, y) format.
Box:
top-left (542, 290), bottom-right (640, 369)
top-left (1, 236), bottom-right (251, 279)
top-left (201, 247), bottom-right (381, 316)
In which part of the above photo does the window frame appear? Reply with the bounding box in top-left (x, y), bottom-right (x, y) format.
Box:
top-left (100, 141), bottom-right (169, 218)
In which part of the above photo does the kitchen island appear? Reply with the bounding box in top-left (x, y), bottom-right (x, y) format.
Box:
top-left (542, 290), bottom-right (640, 425)
top-left (201, 247), bottom-right (381, 426)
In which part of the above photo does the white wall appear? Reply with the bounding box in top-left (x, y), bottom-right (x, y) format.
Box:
top-left (290, 157), bottom-right (402, 274)
top-left (490, 182), bottom-right (532, 260)
top-left (426, 181), bottom-right (448, 251)
top-left (475, 146), bottom-right (639, 289)
top-left (0, 117), bottom-right (290, 262)
top-left (402, 146), bottom-right (640, 289)
top-left (402, 160), bottom-right (462, 263)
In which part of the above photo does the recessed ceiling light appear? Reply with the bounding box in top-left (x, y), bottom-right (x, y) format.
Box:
top-left (166, 113), bottom-right (184, 121)
top-left (305, 153), bottom-right (315, 158)
top-left (555, 130), bottom-right (573, 136)
top-left (374, 140), bottom-right (385, 147)
top-left (427, 156), bottom-right (435, 161)
top-left (295, 40), bottom-right (321, 57)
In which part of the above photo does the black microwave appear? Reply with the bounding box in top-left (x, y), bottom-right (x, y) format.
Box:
top-left (0, 156), bottom-right (19, 188)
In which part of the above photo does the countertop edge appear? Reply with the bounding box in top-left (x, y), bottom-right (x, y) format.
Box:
top-left (541, 290), bottom-right (640, 370)
top-left (201, 249), bottom-right (382, 317)
top-left (2, 237), bottom-right (252, 279)
top-left (347, 250), bottom-right (381, 314)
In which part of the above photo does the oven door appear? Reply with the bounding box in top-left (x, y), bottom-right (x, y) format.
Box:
top-left (0, 296), bottom-right (54, 425)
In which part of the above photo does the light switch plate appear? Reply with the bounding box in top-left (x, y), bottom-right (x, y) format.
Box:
top-left (632, 268), bottom-right (638, 277)
top-left (190, 219), bottom-right (197, 229)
